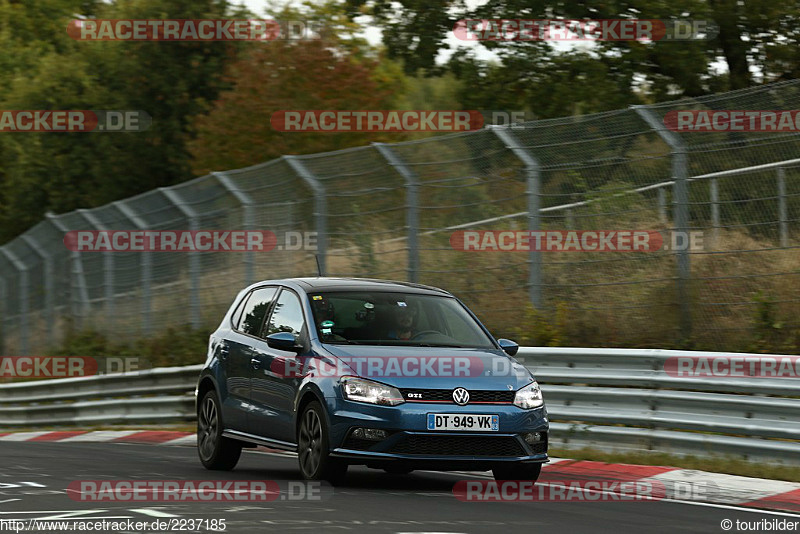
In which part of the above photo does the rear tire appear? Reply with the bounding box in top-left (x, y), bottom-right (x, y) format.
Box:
top-left (197, 390), bottom-right (242, 471)
top-left (493, 463), bottom-right (541, 482)
top-left (297, 401), bottom-right (347, 485)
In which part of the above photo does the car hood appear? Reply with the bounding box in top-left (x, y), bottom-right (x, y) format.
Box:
top-left (318, 344), bottom-right (534, 390)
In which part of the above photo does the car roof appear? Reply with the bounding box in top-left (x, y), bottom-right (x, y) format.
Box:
top-left (261, 277), bottom-right (452, 296)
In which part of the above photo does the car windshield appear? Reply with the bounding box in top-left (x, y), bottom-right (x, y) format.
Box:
top-left (307, 291), bottom-right (496, 349)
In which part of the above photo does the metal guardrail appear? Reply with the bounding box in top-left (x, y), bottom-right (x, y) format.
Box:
top-left (1, 349), bottom-right (798, 464)
top-left (517, 348), bottom-right (800, 462)
top-left (0, 365), bottom-right (201, 426)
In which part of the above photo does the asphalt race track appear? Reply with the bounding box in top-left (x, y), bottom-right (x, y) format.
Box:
top-left (0, 442), bottom-right (796, 533)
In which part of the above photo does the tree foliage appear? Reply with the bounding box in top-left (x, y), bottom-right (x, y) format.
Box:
top-left (188, 39), bottom-right (402, 174)
top-left (348, 0), bottom-right (800, 110)
top-left (0, 0), bottom-right (239, 242)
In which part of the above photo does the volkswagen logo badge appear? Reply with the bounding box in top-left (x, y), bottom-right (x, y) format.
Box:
top-left (452, 387), bottom-right (470, 406)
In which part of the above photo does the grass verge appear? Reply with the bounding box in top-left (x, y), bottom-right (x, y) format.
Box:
top-left (551, 447), bottom-right (800, 483)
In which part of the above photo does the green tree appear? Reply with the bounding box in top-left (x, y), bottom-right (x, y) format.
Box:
top-left (187, 40), bottom-right (405, 174)
top-left (348, 0), bottom-right (800, 102)
top-left (0, 0), bottom-right (242, 242)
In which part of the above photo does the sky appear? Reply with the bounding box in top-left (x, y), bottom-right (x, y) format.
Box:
top-left (237, 0), bottom-right (505, 63)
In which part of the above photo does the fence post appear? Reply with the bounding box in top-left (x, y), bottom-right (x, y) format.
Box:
top-left (79, 210), bottom-right (115, 332)
top-left (710, 178), bottom-right (719, 248)
top-left (0, 247), bottom-right (28, 355)
top-left (160, 188), bottom-right (201, 329)
top-left (214, 171), bottom-right (256, 285)
top-left (113, 201), bottom-right (152, 335)
top-left (492, 127), bottom-right (542, 309)
top-left (778, 167), bottom-right (788, 247)
top-left (20, 235), bottom-right (54, 348)
top-left (658, 187), bottom-right (668, 224)
top-left (373, 143), bottom-right (420, 283)
top-left (46, 213), bottom-right (90, 330)
top-left (0, 276), bottom-right (6, 355)
top-left (285, 156), bottom-right (327, 276)
top-left (633, 105), bottom-right (691, 342)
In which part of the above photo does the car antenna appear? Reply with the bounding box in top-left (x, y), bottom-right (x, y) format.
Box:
top-left (315, 254), bottom-right (324, 277)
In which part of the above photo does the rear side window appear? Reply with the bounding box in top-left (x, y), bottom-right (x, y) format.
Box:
top-left (230, 293), bottom-right (250, 329)
top-left (237, 287), bottom-right (278, 337)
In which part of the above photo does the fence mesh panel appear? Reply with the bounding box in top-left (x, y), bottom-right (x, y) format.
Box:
top-left (2, 81), bottom-right (800, 355)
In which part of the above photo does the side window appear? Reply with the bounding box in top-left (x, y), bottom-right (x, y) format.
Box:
top-left (230, 293), bottom-right (250, 329)
top-left (266, 290), bottom-right (307, 340)
top-left (238, 287), bottom-right (278, 337)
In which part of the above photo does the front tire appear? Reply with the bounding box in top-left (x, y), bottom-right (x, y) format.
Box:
top-left (197, 390), bottom-right (242, 471)
top-left (297, 401), bottom-right (347, 484)
top-left (493, 463), bottom-right (542, 482)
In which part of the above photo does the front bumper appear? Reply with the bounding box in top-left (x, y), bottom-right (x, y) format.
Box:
top-left (325, 397), bottom-right (549, 466)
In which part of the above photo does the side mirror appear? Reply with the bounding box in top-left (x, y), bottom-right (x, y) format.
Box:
top-left (497, 338), bottom-right (519, 356)
top-left (266, 332), bottom-right (301, 353)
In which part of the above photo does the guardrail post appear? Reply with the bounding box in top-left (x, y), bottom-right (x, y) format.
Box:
top-left (0, 247), bottom-right (29, 355)
top-left (214, 171), bottom-right (256, 285)
top-left (658, 187), bottom-right (667, 224)
top-left (778, 167), bottom-right (788, 247)
top-left (285, 156), bottom-right (327, 276)
top-left (46, 213), bottom-right (90, 330)
top-left (710, 178), bottom-right (719, 248)
top-left (160, 188), bottom-right (201, 329)
top-left (492, 127), bottom-right (542, 309)
top-left (373, 143), bottom-right (420, 282)
top-left (79, 210), bottom-right (115, 332)
top-left (113, 201), bottom-right (152, 335)
top-left (20, 235), bottom-right (54, 348)
top-left (633, 105), bottom-right (692, 342)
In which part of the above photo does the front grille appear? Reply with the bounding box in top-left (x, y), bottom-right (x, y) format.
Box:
top-left (530, 441), bottom-right (547, 455)
top-left (528, 432), bottom-right (548, 455)
top-left (389, 435), bottom-right (525, 457)
top-left (400, 389), bottom-right (515, 404)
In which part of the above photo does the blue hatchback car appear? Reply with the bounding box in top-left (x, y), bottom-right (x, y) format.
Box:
top-left (196, 278), bottom-right (548, 483)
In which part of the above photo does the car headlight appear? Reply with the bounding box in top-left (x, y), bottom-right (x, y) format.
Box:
top-left (341, 377), bottom-right (404, 406)
top-left (514, 381), bottom-right (544, 409)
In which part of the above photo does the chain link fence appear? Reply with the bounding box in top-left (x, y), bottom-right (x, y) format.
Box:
top-left (2, 80), bottom-right (800, 355)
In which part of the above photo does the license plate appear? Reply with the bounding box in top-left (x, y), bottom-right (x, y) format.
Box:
top-left (427, 413), bottom-right (499, 432)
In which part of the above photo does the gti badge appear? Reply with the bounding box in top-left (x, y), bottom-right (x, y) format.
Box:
top-left (452, 387), bottom-right (470, 406)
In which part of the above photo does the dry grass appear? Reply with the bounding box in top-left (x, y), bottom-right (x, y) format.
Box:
top-left (5, 217), bottom-right (799, 355)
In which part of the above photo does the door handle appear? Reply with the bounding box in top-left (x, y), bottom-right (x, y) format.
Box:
top-left (250, 358), bottom-right (261, 370)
